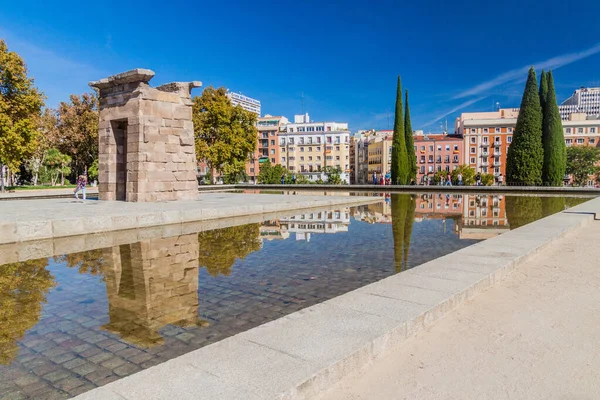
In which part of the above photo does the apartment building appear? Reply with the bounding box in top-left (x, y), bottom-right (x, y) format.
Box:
top-left (459, 194), bottom-right (509, 239)
top-left (455, 108), bottom-right (518, 177)
top-left (278, 114), bottom-right (351, 183)
top-left (246, 115), bottom-right (289, 181)
top-left (278, 208), bottom-right (350, 242)
top-left (563, 113), bottom-right (600, 148)
top-left (226, 91), bottom-right (261, 116)
top-left (413, 134), bottom-right (464, 183)
top-left (367, 132), bottom-right (393, 181)
top-left (559, 87), bottom-right (600, 120)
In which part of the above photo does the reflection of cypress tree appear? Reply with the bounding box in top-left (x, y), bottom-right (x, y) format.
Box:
top-left (541, 197), bottom-right (565, 218)
top-left (0, 259), bottom-right (55, 365)
top-left (197, 223), bottom-right (262, 277)
top-left (565, 197), bottom-right (590, 208)
top-left (391, 194), bottom-right (415, 273)
top-left (403, 195), bottom-right (416, 269)
top-left (506, 196), bottom-right (543, 229)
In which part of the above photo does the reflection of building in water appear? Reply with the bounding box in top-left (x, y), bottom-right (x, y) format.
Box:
top-left (414, 193), bottom-right (463, 222)
top-left (459, 194), bottom-right (509, 239)
top-left (279, 209), bottom-right (350, 242)
top-left (101, 234), bottom-right (200, 347)
top-left (259, 220), bottom-right (290, 241)
top-left (351, 198), bottom-right (392, 224)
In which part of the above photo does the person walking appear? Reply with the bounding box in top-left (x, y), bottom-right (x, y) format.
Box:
top-left (74, 174), bottom-right (87, 201)
top-left (292, 173), bottom-right (297, 184)
top-left (475, 172), bottom-right (481, 186)
top-left (498, 174), bottom-right (504, 186)
top-left (446, 173), bottom-right (452, 186)
top-left (281, 174), bottom-right (285, 184)
top-left (458, 172), bottom-right (463, 186)
top-left (372, 172), bottom-right (377, 185)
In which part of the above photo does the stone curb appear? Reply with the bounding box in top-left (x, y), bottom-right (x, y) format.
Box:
top-left (73, 197), bottom-right (600, 400)
top-left (0, 194), bottom-right (380, 245)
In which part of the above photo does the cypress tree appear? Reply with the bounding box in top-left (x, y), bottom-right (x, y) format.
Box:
top-left (391, 76), bottom-right (409, 185)
top-left (404, 90), bottom-right (417, 182)
top-left (542, 71), bottom-right (567, 185)
top-left (506, 67), bottom-right (544, 185)
top-left (539, 70), bottom-right (548, 115)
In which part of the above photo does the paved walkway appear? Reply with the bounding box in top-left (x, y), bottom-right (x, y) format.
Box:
top-left (0, 187), bottom-right (99, 199)
top-left (319, 220), bottom-right (600, 400)
top-left (0, 192), bottom-right (378, 244)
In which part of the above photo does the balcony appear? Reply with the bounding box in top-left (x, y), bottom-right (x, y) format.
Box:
top-left (480, 143), bottom-right (490, 147)
top-left (493, 161), bottom-right (502, 166)
top-left (494, 148), bottom-right (502, 155)
top-left (481, 152), bottom-right (489, 157)
top-left (494, 140), bottom-right (502, 145)
top-left (452, 159), bottom-right (459, 163)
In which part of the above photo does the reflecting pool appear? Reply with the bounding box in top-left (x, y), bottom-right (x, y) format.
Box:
top-left (0, 193), bottom-right (589, 399)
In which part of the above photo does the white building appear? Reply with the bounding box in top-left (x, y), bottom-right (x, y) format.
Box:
top-left (279, 208), bottom-right (350, 242)
top-left (279, 114), bottom-right (351, 183)
top-left (226, 91), bottom-right (261, 116)
top-left (559, 87), bottom-right (600, 120)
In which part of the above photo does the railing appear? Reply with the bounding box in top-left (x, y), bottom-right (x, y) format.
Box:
top-left (493, 161), bottom-right (502, 166)
top-left (481, 152), bottom-right (489, 157)
top-left (494, 140), bottom-right (502, 145)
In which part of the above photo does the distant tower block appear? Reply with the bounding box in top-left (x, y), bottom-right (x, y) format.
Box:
top-left (90, 69), bottom-right (201, 202)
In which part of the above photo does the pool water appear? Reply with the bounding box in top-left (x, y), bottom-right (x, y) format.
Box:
top-left (0, 193), bottom-right (589, 399)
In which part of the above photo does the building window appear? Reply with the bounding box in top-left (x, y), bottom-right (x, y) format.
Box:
top-left (429, 145), bottom-right (434, 151)
top-left (437, 166), bottom-right (442, 172)
top-left (483, 128), bottom-right (488, 133)
top-left (316, 126), bottom-right (324, 132)
top-left (471, 128), bottom-right (476, 133)
top-left (470, 137), bottom-right (476, 144)
top-left (308, 156), bottom-right (313, 161)
top-left (444, 155), bottom-right (450, 163)
top-left (336, 146), bottom-right (340, 151)
top-left (300, 147), bottom-right (305, 152)
top-left (470, 147), bottom-right (476, 154)
top-left (482, 166), bottom-right (488, 173)
top-left (316, 146), bottom-right (321, 151)
top-left (507, 136), bottom-right (512, 143)
top-left (454, 145), bottom-right (459, 151)
top-left (420, 145), bottom-right (425, 151)
top-left (495, 127), bottom-right (500, 133)
top-left (591, 128), bottom-right (596, 133)
top-left (578, 128), bottom-right (584, 133)
top-left (281, 157), bottom-right (286, 162)
top-left (437, 145), bottom-right (442, 151)
top-left (483, 137), bottom-right (488, 144)
top-left (566, 128), bottom-right (571, 134)
top-left (428, 166), bottom-right (433, 172)
top-left (298, 127), bottom-right (305, 132)
top-left (336, 156), bottom-right (340, 161)
top-left (445, 145), bottom-right (450, 151)
top-left (271, 158), bottom-right (275, 163)
top-left (420, 166), bottom-right (425, 173)
top-left (300, 156), bottom-right (305, 161)
top-left (508, 127), bottom-right (513, 133)
top-left (453, 155), bottom-right (459, 162)
top-left (495, 167), bottom-right (500, 173)
top-left (270, 131), bottom-right (275, 136)
top-left (289, 138), bottom-right (295, 145)
top-left (566, 139), bottom-right (572, 145)
top-left (270, 149), bottom-right (275, 154)
top-left (590, 138), bottom-right (596, 144)
top-left (289, 128), bottom-right (294, 133)
top-left (317, 156), bottom-right (321, 160)
top-left (250, 168), bottom-right (255, 173)
top-left (577, 138), bottom-right (584, 144)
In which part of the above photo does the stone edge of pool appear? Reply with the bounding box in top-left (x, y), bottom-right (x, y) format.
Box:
top-left (0, 194), bottom-right (381, 245)
top-left (70, 196), bottom-right (600, 400)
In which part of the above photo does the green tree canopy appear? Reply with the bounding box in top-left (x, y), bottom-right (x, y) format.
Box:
top-left (539, 70), bottom-right (548, 114)
top-left (323, 166), bottom-right (343, 184)
top-left (566, 145), bottom-right (598, 186)
top-left (451, 164), bottom-right (475, 185)
top-left (541, 71), bottom-right (567, 185)
top-left (506, 67), bottom-right (543, 185)
top-left (44, 148), bottom-right (72, 186)
top-left (257, 160), bottom-right (288, 184)
top-left (404, 90), bottom-right (416, 182)
top-left (480, 173), bottom-right (495, 186)
top-left (193, 87), bottom-right (257, 183)
top-left (197, 224), bottom-right (262, 277)
top-left (0, 258), bottom-right (55, 364)
top-left (0, 39), bottom-right (45, 191)
top-left (391, 76), bottom-right (409, 185)
top-left (56, 93), bottom-right (99, 179)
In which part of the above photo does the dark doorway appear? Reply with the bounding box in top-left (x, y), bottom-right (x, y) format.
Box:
top-left (111, 120), bottom-right (128, 201)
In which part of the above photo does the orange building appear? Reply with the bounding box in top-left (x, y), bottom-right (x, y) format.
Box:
top-left (413, 134), bottom-right (464, 184)
top-left (246, 115), bottom-right (289, 182)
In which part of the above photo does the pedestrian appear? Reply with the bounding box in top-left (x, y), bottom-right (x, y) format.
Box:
top-left (379, 176), bottom-right (384, 185)
top-left (409, 178), bottom-right (416, 185)
top-left (292, 173), bottom-right (297, 184)
top-left (281, 174), bottom-right (285, 184)
top-left (458, 172), bottom-right (463, 186)
top-left (446, 173), bottom-right (452, 186)
top-left (74, 174), bottom-right (87, 201)
top-left (475, 172), bottom-right (481, 186)
top-left (372, 172), bottom-right (377, 185)
top-left (498, 174), bottom-right (503, 186)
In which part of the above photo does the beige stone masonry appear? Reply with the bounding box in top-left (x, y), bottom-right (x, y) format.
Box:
top-left (90, 69), bottom-right (201, 202)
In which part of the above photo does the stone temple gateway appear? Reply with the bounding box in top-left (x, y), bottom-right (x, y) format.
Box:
top-left (90, 69), bottom-right (201, 202)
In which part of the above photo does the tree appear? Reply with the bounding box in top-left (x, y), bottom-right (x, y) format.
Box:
top-left (197, 223), bottom-right (262, 277)
top-left (55, 249), bottom-right (106, 276)
top-left (0, 39), bottom-right (45, 191)
top-left (566, 145), bottom-right (598, 186)
top-left (56, 93), bottom-right (99, 180)
top-left (404, 90), bottom-right (416, 182)
top-left (0, 259), bottom-right (55, 364)
top-left (391, 76), bottom-right (409, 185)
top-left (506, 67), bottom-right (543, 185)
top-left (480, 173), bottom-right (495, 186)
top-left (451, 164), bottom-right (475, 185)
top-left (323, 166), bottom-right (343, 184)
top-left (539, 70), bottom-right (548, 115)
top-left (542, 71), bottom-right (567, 185)
top-left (193, 87), bottom-right (257, 184)
top-left (88, 159), bottom-right (99, 182)
top-left (44, 148), bottom-right (71, 186)
top-left (257, 160), bottom-right (288, 184)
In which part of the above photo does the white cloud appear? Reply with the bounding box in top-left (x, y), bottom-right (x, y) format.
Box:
top-left (453, 42), bottom-right (600, 99)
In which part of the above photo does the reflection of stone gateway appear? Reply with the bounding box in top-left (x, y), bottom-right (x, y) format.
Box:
top-left (90, 69), bottom-right (201, 202)
top-left (101, 234), bottom-right (200, 347)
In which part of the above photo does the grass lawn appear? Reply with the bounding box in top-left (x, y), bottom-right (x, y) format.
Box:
top-left (5, 184), bottom-right (77, 191)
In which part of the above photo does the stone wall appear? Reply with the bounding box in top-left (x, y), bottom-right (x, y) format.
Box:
top-left (90, 69), bottom-right (201, 202)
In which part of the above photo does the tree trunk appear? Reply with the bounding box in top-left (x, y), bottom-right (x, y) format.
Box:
top-left (61, 171), bottom-right (65, 186)
top-left (0, 164), bottom-right (5, 192)
top-left (211, 166), bottom-right (217, 185)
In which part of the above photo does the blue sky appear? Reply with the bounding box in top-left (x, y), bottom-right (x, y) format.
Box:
top-left (2, 0), bottom-right (600, 132)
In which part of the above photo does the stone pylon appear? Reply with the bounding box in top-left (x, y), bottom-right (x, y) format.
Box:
top-left (90, 69), bottom-right (201, 202)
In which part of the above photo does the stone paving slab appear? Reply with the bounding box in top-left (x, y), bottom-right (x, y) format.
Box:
top-left (0, 187), bottom-right (99, 199)
top-left (0, 193), bottom-right (380, 244)
top-left (73, 196), bottom-right (600, 400)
